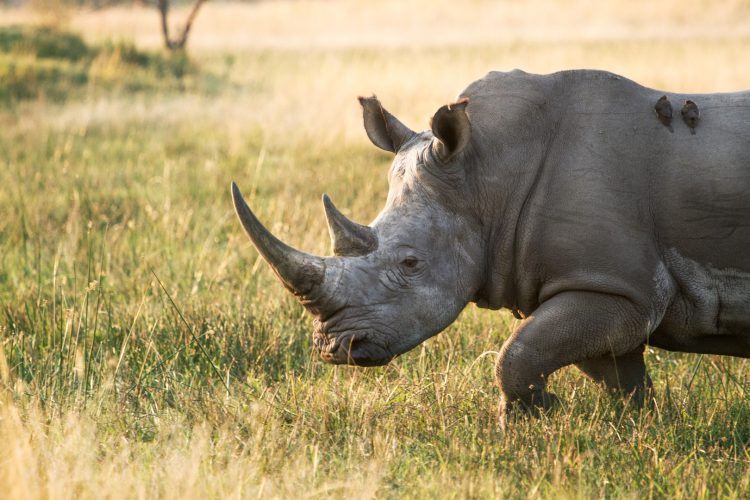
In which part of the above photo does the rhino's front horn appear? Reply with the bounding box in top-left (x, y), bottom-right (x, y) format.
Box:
top-left (231, 182), bottom-right (325, 297)
top-left (322, 194), bottom-right (377, 256)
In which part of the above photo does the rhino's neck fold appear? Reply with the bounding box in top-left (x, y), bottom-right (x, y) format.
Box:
top-left (472, 120), bottom-right (562, 315)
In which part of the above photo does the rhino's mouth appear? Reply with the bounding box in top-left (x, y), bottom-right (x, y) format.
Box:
top-left (314, 331), bottom-right (393, 367)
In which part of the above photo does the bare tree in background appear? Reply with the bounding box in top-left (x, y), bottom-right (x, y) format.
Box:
top-left (157, 0), bottom-right (207, 51)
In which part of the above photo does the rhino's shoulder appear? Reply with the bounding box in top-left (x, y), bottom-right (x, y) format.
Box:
top-left (461, 69), bottom-right (642, 100)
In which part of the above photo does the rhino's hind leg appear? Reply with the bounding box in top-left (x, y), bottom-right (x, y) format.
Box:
top-left (575, 344), bottom-right (653, 406)
top-left (495, 291), bottom-right (652, 428)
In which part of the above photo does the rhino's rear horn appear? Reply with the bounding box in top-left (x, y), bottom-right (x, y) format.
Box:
top-left (231, 182), bottom-right (325, 297)
top-left (322, 194), bottom-right (377, 256)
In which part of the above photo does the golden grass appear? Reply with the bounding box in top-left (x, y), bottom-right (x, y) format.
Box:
top-left (0, 391), bottom-right (387, 498)
top-left (7, 35), bottom-right (750, 157)
top-left (5, 1), bottom-right (750, 147)
top-left (5, 0), bottom-right (750, 50)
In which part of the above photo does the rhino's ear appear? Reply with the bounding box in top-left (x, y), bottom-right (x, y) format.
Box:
top-left (358, 96), bottom-right (415, 153)
top-left (430, 98), bottom-right (471, 163)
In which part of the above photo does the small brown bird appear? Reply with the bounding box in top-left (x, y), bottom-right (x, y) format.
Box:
top-left (681, 100), bottom-right (699, 134)
top-left (654, 95), bottom-right (673, 132)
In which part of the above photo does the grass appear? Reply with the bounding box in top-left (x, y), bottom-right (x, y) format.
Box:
top-left (1, 1), bottom-right (750, 497)
top-left (0, 25), bottom-right (194, 102)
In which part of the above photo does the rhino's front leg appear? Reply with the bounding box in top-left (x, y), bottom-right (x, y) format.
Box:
top-left (575, 344), bottom-right (653, 405)
top-left (495, 291), bottom-right (650, 427)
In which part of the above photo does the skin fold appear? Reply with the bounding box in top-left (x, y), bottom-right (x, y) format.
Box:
top-left (232, 69), bottom-right (750, 428)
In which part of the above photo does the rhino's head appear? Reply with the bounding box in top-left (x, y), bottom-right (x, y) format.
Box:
top-left (232, 97), bottom-right (485, 366)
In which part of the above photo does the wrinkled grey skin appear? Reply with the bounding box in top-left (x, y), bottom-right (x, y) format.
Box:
top-left (232, 69), bottom-right (750, 425)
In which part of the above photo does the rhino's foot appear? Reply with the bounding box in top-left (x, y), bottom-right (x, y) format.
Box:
top-left (575, 346), bottom-right (654, 408)
top-left (495, 291), bottom-right (655, 428)
top-left (612, 383), bottom-right (655, 410)
top-left (498, 390), bottom-right (560, 430)
top-left (605, 381), bottom-right (654, 407)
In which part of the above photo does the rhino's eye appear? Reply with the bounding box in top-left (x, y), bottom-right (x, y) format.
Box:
top-left (401, 257), bottom-right (419, 269)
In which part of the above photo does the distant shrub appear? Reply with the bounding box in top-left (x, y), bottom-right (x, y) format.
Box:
top-left (0, 25), bottom-right (90, 61)
top-left (0, 55), bottom-right (88, 101)
top-left (0, 25), bottom-right (197, 103)
top-left (98, 39), bottom-right (192, 78)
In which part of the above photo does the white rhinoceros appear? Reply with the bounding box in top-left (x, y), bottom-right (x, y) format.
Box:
top-left (232, 69), bottom-right (750, 424)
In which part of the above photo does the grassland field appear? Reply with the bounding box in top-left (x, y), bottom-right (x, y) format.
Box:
top-left (1, 1), bottom-right (750, 497)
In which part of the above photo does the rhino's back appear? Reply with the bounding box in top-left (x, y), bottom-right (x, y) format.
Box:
top-left (639, 88), bottom-right (750, 272)
top-left (577, 73), bottom-right (750, 355)
top-left (465, 70), bottom-right (750, 355)
top-left (476, 69), bottom-right (750, 271)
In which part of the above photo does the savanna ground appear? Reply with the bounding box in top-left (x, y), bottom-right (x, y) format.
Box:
top-left (1, 0), bottom-right (750, 497)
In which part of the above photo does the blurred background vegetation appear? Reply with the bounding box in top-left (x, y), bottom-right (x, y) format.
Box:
top-left (1, 1), bottom-right (749, 497)
top-left (0, 24), bottom-right (193, 101)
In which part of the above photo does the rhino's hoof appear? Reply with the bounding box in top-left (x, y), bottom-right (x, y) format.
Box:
top-left (611, 384), bottom-right (655, 410)
top-left (498, 391), bottom-right (560, 430)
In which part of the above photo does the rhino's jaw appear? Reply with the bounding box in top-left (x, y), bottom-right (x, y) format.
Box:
top-left (313, 331), bottom-right (393, 366)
